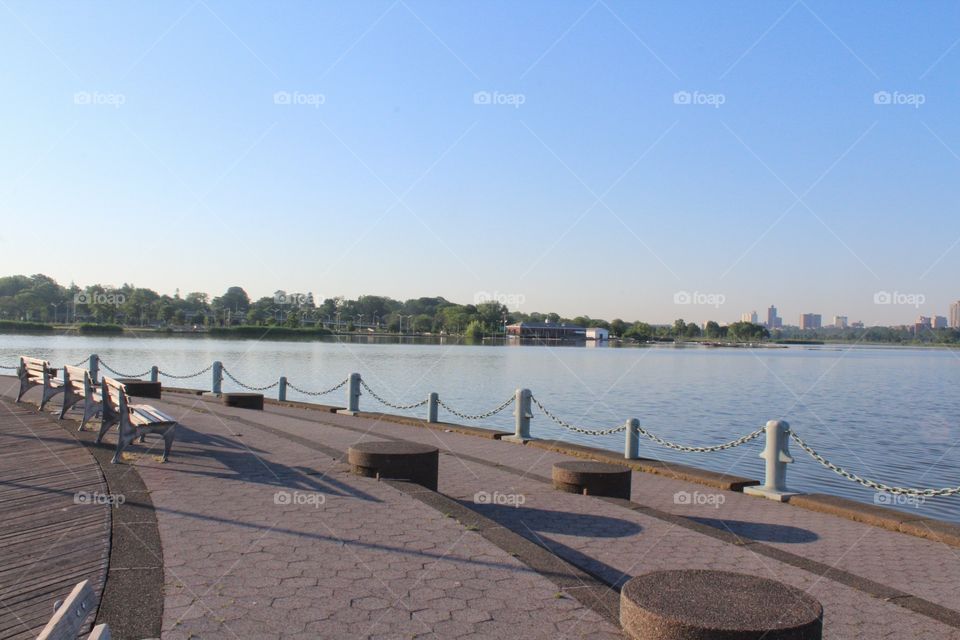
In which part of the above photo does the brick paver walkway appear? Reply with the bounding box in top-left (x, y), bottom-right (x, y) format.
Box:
top-left (5, 378), bottom-right (960, 639)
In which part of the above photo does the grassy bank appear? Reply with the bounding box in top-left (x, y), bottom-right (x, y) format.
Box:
top-left (208, 325), bottom-right (333, 339)
top-left (0, 320), bottom-right (55, 334)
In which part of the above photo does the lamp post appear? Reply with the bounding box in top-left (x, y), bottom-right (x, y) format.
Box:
top-left (49, 303), bottom-right (59, 324)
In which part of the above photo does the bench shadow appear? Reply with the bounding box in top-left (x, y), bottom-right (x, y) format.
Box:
top-left (688, 517), bottom-right (819, 543)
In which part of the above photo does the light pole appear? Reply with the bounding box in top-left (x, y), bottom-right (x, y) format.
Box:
top-left (49, 303), bottom-right (59, 324)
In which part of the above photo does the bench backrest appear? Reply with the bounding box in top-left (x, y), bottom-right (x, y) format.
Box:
top-left (62, 364), bottom-right (93, 396)
top-left (101, 377), bottom-right (130, 421)
top-left (20, 356), bottom-right (53, 382)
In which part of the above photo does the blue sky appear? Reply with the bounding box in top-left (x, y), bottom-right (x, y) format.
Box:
top-left (2, 1), bottom-right (959, 325)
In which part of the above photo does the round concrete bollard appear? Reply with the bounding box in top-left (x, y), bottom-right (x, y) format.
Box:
top-left (552, 460), bottom-right (632, 499)
top-left (222, 392), bottom-right (264, 410)
top-left (347, 441), bottom-right (439, 491)
top-left (620, 570), bottom-right (823, 640)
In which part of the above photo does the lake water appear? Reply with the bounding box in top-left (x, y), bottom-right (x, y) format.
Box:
top-left (3, 334), bottom-right (959, 522)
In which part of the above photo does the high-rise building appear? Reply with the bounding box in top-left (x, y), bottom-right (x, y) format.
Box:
top-left (741, 311), bottom-right (758, 324)
top-left (800, 313), bottom-right (822, 330)
top-left (833, 315), bottom-right (848, 329)
top-left (950, 301), bottom-right (960, 329)
top-left (933, 316), bottom-right (948, 329)
top-left (767, 305), bottom-right (781, 329)
top-left (915, 316), bottom-right (932, 335)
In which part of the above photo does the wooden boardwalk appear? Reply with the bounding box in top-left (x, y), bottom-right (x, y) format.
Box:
top-left (0, 399), bottom-right (110, 640)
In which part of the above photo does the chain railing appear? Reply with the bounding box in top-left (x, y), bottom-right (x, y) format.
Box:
top-left (287, 377), bottom-right (349, 397)
top-left (359, 380), bottom-right (428, 410)
top-left (71, 357), bottom-right (89, 367)
top-left (221, 366), bottom-right (280, 391)
top-left (437, 395), bottom-right (516, 421)
top-left (158, 363), bottom-right (214, 379)
top-left (789, 430), bottom-right (960, 498)
top-left (530, 395), bottom-right (626, 436)
top-left (635, 424), bottom-right (765, 453)
top-left (0, 363), bottom-right (18, 370)
top-left (99, 360), bottom-right (152, 379)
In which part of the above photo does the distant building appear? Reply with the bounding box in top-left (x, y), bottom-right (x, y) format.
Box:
top-left (767, 305), bottom-right (781, 329)
top-left (741, 311), bottom-right (759, 324)
top-left (800, 313), bottom-right (822, 330)
top-left (833, 315), bottom-right (848, 329)
top-left (951, 301), bottom-right (960, 329)
top-left (851, 321), bottom-right (864, 329)
top-left (506, 322), bottom-right (585, 340)
top-left (933, 316), bottom-right (948, 329)
top-left (914, 316), bottom-right (932, 334)
top-left (585, 327), bottom-right (609, 341)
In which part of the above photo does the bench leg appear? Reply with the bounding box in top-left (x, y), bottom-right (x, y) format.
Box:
top-left (111, 425), bottom-right (138, 464)
top-left (40, 386), bottom-right (63, 411)
top-left (15, 379), bottom-right (32, 403)
top-left (96, 417), bottom-right (116, 444)
top-left (160, 425), bottom-right (177, 463)
top-left (59, 388), bottom-right (79, 420)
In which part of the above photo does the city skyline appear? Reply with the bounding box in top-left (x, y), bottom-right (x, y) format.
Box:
top-left (2, 3), bottom-right (960, 323)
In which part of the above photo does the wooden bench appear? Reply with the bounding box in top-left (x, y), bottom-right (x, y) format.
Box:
top-left (59, 364), bottom-right (103, 430)
top-left (15, 356), bottom-right (64, 410)
top-left (97, 376), bottom-right (178, 464)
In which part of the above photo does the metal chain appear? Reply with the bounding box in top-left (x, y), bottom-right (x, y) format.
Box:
top-left (634, 424), bottom-right (765, 452)
top-left (789, 431), bottom-right (960, 498)
top-left (221, 366), bottom-right (280, 391)
top-left (530, 396), bottom-right (626, 436)
top-left (0, 363), bottom-right (18, 370)
top-left (359, 380), bottom-right (428, 410)
top-left (72, 357), bottom-right (90, 367)
top-left (287, 378), bottom-right (349, 397)
top-left (99, 360), bottom-right (152, 378)
top-left (437, 395), bottom-right (515, 420)
top-left (158, 363), bottom-right (214, 379)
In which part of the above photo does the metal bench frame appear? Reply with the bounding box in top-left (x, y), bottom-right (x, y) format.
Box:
top-left (59, 364), bottom-right (103, 430)
top-left (97, 376), bottom-right (177, 464)
top-left (15, 356), bottom-right (64, 410)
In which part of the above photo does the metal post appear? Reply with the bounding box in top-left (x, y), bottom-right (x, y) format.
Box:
top-left (212, 361), bottom-right (223, 395)
top-left (427, 392), bottom-right (439, 423)
top-left (278, 376), bottom-right (287, 402)
top-left (744, 420), bottom-right (798, 502)
top-left (89, 354), bottom-right (99, 384)
top-left (150, 366), bottom-right (159, 383)
top-left (503, 388), bottom-right (532, 443)
top-left (337, 373), bottom-right (361, 415)
top-left (624, 418), bottom-right (639, 459)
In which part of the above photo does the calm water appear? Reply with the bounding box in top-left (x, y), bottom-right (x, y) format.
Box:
top-left (3, 334), bottom-right (959, 522)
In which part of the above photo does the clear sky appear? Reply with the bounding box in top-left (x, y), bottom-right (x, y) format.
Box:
top-left (2, 1), bottom-right (959, 325)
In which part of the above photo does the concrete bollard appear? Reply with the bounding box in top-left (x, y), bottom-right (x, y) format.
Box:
top-left (503, 388), bottom-right (533, 444)
top-left (744, 420), bottom-right (798, 502)
top-left (150, 366), bottom-right (159, 383)
top-left (278, 376), bottom-right (287, 402)
top-left (337, 373), bottom-right (361, 415)
top-left (89, 354), bottom-right (99, 384)
top-left (624, 418), bottom-right (639, 459)
top-left (428, 392), bottom-right (438, 423)
top-left (212, 361), bottom-right (223, 395)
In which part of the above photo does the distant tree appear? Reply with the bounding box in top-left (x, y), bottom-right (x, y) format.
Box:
top-left (610, 319), bottom-right (626, 337)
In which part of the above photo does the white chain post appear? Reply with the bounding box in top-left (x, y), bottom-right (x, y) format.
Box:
top-left (150, 366), bottom-right (159, 383)
top-left (278, 376), bottom-right (287, 402)
top-left (744, 420), bottom-right (799, 502)
top-left (624, 418), bottom-right (639, 459)
top-left (427, 392), bottom-right (439, 423)
top-left (337, 373), bottom-right (361, 415)
top-left (503, 388), bottom-right (533, 443)
top-left (211, 361), bottom-right (223, 395)
top-left (89, 354), bottom-right (99, 384)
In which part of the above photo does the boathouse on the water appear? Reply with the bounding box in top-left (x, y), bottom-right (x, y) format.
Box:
top-left (506, 322), bottom-right (586, 340)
